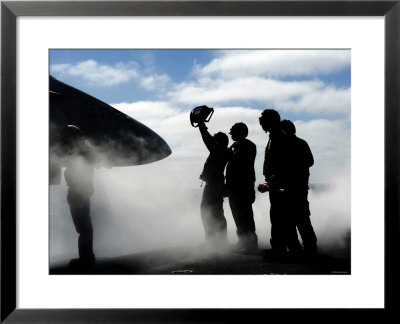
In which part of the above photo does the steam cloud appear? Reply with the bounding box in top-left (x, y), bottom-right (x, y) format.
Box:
top-left (50, 110), bottom-right (350, 264)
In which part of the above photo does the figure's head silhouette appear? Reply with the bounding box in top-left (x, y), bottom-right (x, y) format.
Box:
top-left (214, 132), bottom-right (229, 147)
top-left (61, 125), bottom-right (84, 148)
top-left (229, 123), bottom-right (248, 141)
top-left (259, 109), bottom-right (281, 134)
top-left (281, 119), bottom-right (296, 136)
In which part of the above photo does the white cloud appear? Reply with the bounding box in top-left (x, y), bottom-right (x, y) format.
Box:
top-left (50, 59), bottom-right (139, 86)
top-left (168, 77), bottom-right (350, 115)
top-left (50, 51), bottom-right (351, 115)
top-left (139, 74), bottom-right (171, 91)
top-left (170, 78), bottom-right (322, 103)
top-left (276, 86), bottom-right (351, 114)
top-left (295, 118), bottom-right (351, 184)
top-left (177, 50), bottom-right (351, 115)
top-left (111, 101), bottom-right (177, 121)
top-left (50, 59), bottom-right (173, 92)
top-left (196, 50), bottom-right (350, 79)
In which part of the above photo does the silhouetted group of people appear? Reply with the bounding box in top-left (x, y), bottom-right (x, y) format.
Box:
top-left (197, 108), bottom-right (317, 258)
top-left (60, 107), bottom-right (317, 269)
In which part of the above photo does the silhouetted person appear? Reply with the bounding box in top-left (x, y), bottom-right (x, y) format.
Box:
top-left (198, 121), bottom-right (230, 248)
top-left (226, 122), bottom-right (258, 252)
top-left (280, 119), bottom-right (317, 255)
top-left (60, 125), bottom-right (96, 268)
top-left (258, 110), bottom-right (302, 257)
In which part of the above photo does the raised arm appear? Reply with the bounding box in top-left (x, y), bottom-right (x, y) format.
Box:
top-left (198, 122), bottom-right (217, 152)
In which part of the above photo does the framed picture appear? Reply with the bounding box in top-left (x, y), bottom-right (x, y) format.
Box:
top-left (46, 47), bottom-right (351, 276)
top-left (1, 0), bottom-right (399, 322)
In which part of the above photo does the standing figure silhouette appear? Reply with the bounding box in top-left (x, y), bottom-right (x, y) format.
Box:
top-left (61, 125), bottom-right (96, 268)
top-left (258, 110), bottom-right (302, 257)
top-left (226, 122), bottom-right (258, 253)
top-left (197, 120), bottom-right (230, 249)
top-left (280, 119), bottom-right (318, 255)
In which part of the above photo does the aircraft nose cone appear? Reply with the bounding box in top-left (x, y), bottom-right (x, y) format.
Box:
top-left (50, 75), bottom-right (172, 169)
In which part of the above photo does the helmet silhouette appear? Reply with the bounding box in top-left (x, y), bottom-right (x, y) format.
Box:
top-left (61, 125), bottom-right (84, 146)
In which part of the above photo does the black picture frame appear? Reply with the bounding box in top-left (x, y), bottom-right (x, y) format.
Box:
top-left (1, 0), bottom-right (399, 322)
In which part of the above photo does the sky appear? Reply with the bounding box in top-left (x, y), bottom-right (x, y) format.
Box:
top-left (49, 49), bottom-right (351, 262)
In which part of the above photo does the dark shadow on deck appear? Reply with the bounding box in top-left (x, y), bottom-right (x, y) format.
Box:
top-left (50, 245), bottom-right (350, 275)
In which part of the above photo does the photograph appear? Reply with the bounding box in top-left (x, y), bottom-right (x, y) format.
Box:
top-left (2, 0), bottom-right (398, 321)
top-left (49, 49), bottom-right (351, 275)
